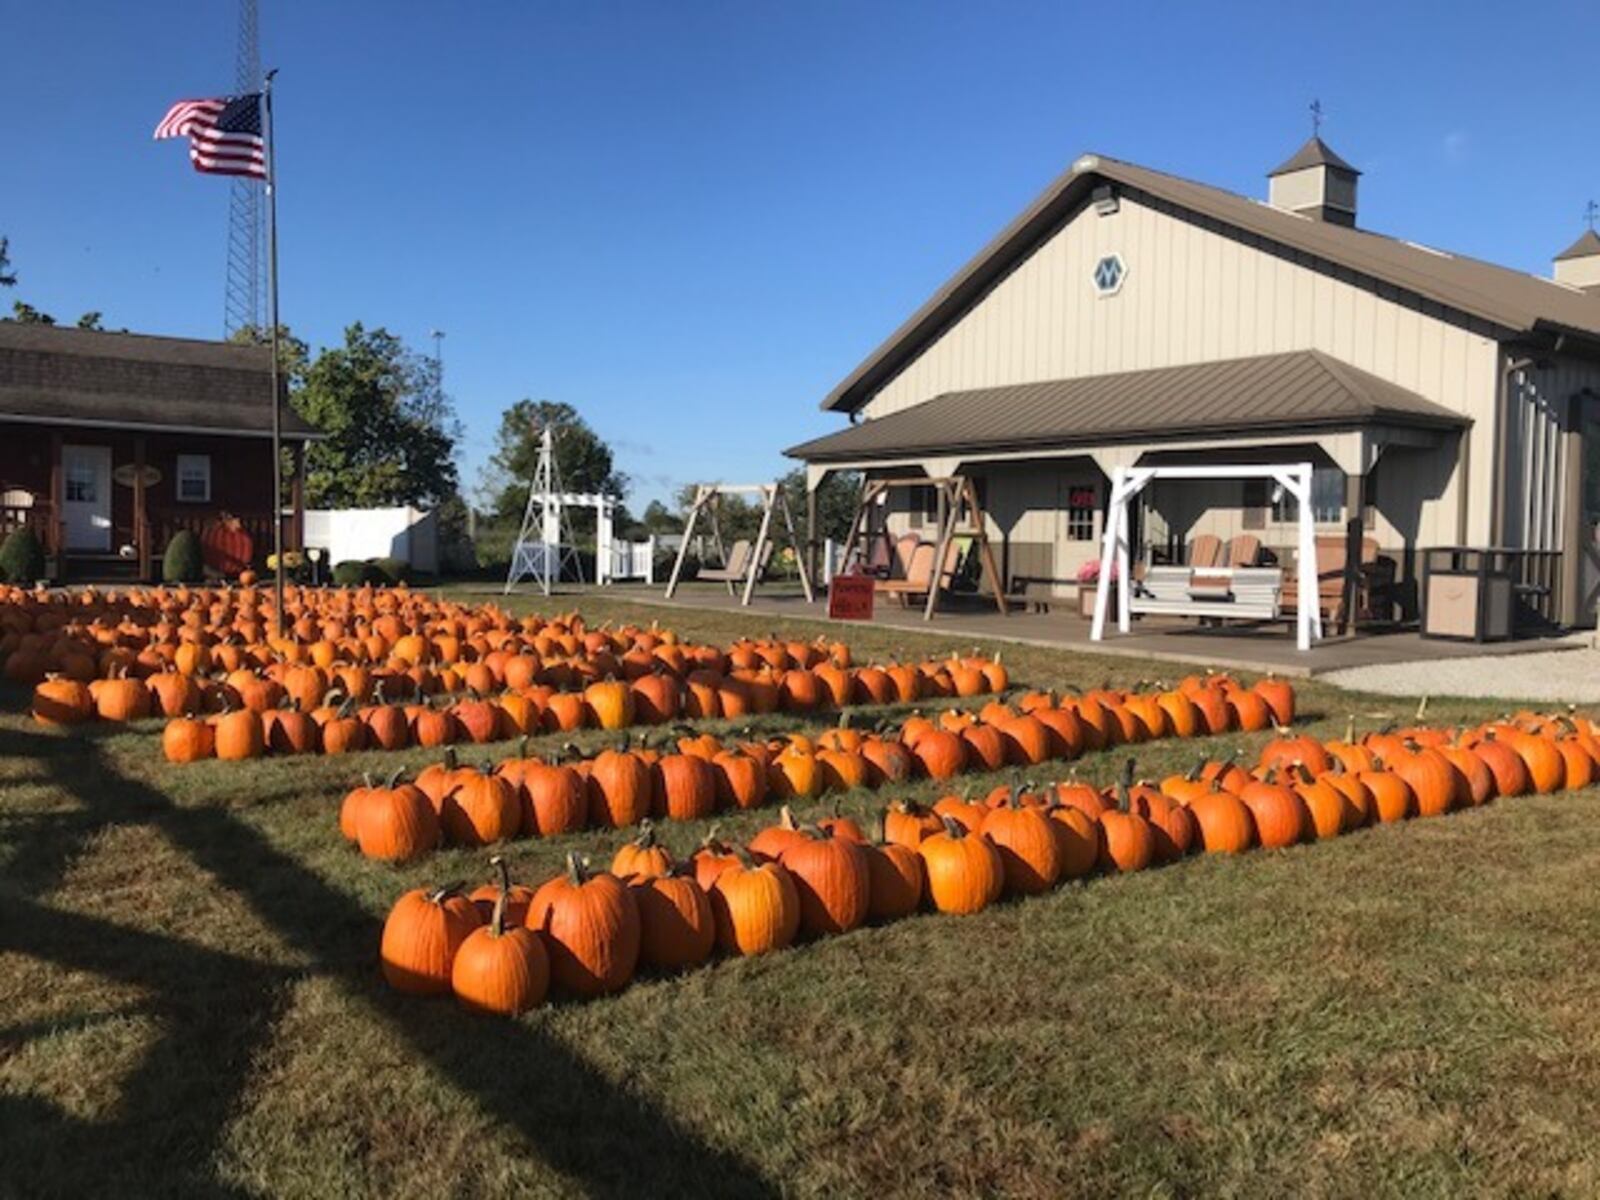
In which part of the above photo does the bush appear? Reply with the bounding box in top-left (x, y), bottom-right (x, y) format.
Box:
top-left (0, 527), bottom-right (46, 583)
top-left (162, 530), bottom-right (204, 583)
top-left (369, 556), bottom-right (412, 585)
top-left (331, 559), bottom-right (381, 586)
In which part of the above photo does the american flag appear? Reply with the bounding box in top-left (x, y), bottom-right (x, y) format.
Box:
top-left (153, 94), bottom-right (267, 179)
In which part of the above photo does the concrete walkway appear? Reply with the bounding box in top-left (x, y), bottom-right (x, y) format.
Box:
top-left (479, 581), bottom-right (1587, 680)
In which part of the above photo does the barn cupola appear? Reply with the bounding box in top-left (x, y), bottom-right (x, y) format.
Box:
top-left (1267, 136), bottom-right (1360, 227)
top-left (1553, 226), bottom-right (1600, 293)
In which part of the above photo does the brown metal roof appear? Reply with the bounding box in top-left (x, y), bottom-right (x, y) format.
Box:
top-left (1555, 229), bottom-right (1600, 262)
top-left (822, 152), bottom-right (1600, 413)
top-left (1269, 136), bottom-right (1359, 176)
top-left (788, 350), bottom-right (1468, 462)
top-left (0, 322), bottom-right (320, 438)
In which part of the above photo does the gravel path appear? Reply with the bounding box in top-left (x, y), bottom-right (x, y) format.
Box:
top-left (1322, 645), bottom-right (1600, 702)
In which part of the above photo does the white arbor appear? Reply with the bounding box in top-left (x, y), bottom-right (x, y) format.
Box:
top-left (1090, 462), bottom-right (1323, 651)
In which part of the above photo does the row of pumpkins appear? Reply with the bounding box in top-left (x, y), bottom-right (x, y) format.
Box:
top-left (385, 705), bottom-right (1600, 1016)
top-left (340, 674), bottom-right (1293, 862)
top-left (4, 580), bottom-right (960, 696)
top-left (45, 648), bottom-right (1014, 761)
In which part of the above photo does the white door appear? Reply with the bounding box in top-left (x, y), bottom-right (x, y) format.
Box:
top-left (62, 444), bottom-right (113, 551)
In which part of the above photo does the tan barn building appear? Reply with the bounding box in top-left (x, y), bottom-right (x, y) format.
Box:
top-left (788, 138), bottom-right (1600, 626)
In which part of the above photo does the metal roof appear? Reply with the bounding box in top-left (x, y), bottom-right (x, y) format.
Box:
top-left (0, 322), bottom-right (320, 438)
top-left (1269, 136), bottom-right (1360, 176)
top-left (1555, 229), bottom-right (1600, 262)
top-left (821, 153), bottom-right (1600, 413)
top-left (788, 350), bottom-right (1468, 462)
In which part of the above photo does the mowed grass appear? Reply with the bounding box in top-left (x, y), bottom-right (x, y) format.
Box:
top-left (5, 590), bottom-right (1600, 1197)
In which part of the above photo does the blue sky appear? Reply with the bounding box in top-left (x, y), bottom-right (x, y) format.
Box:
top-left (4, 1), bottom-right (1597, 511)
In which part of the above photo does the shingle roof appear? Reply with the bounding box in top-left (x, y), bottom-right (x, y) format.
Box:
top-left (0, 322), bottom-right (320, 438)
top-left (1269, 135), bottom-right (1360, 176)
top-left (789, 350), bottom-right (1468, 462)
top-left (821, 152), bottom-right (1600, 413)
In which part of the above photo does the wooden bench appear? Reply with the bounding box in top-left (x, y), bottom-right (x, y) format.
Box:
top-left (1128, 566), bottom-right (1283, 621)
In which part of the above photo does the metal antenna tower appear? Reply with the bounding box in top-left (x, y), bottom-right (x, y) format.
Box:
top-left (223, 0), bottom-right (264, 335)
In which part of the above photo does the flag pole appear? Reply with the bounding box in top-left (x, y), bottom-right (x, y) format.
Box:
top-left (263, 67), bottom-right (285, 638)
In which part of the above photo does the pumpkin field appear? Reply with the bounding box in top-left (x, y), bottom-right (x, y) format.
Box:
top-left (6, 587), bottom-right (1600, 1197)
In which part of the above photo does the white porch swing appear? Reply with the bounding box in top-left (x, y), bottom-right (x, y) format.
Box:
top-left (1090, 462), bottom-right (1324, 651)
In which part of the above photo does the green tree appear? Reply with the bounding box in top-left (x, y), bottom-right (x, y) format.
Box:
top-left (228, 323), bottom-right (311, 388)
top-left (781, 467), bottom-right (860, 542)
top-left (482, 400), bottom-right (628, 522)
top-left (292, 323), bottom-right (461, 508)
top-left (0, 237), bottom-right (15, 288)
top-left (75, 311), bottom-right (103, 331)
top-left (10, 300), bottom-right (54, 325)
top-left (640, 499), bottom-right (683, 534)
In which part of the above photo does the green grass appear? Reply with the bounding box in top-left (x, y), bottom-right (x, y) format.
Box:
top-left (4, 591), bottom-right (1600, 1197)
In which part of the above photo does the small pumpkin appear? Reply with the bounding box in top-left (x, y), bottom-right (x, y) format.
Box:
top-left (918, 815), bottom-right (1004, 914)
top-left (451, 857), bottom-right (550, 1016)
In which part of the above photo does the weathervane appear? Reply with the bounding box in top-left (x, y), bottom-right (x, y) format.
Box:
top-left (1310, 99), bottom-right (1324, 137)
top-left (1586, 199), bottom-right (1598, 233)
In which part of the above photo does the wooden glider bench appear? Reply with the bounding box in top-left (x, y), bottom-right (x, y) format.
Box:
top-left (1128, 566), bottom-right (1284, 623)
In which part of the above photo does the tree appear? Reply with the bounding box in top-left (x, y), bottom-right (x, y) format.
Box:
top-left (0, 237), bottom-right (14, 288)
top-left (75, 312), bottom-right (103, 331)
top-left (781, 467), bottom-right (860, 543)
top-left (482, 400), bottom-right (628, 522)
top-left (291, 323), bottom-right (461, 508)
top-left (10, 300), bottom-right (54, 325)
top-left (228, 324), bottom-right (311, 388)
top-left (640, 499), bottom-right (683, 535)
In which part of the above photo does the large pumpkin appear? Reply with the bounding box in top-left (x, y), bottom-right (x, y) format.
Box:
top-left (918, 816), bottom-right (1004, 914)
top-left (1185, 783), bottom-right (1256, 854)
top-left (380, 883), bottom-right (483, 995)
top-left (440, 767), bottom-right (520, 847)
top-left (864, 811), bottom-right (926, 920)
top-left (709, 851), bottom-right (801, 956)
top-left (630, 868), bottom-right (715, 971)
top-left (779, 826), bottom-right (871, 936)
top-left (357, 776), bottom-right (441, 862)
top-left (980, 788), bottom-right (1063, 894)
top-left (587, 745), bottom-right (653, 828)
top-left (451, 857), bottom-right (549, 1016)
top-left (527, 853), bottom-right (641, 997)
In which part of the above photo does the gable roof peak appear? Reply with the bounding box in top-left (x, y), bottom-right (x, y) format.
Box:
top-left (1555, 228), bottom-right (1600, 262)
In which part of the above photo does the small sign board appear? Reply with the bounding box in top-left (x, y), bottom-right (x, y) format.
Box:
top-left (828, 573), bottom-right (875, 622)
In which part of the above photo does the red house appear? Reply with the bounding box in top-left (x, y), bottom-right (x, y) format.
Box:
top-left (0, 322), bottom-right (320, 581)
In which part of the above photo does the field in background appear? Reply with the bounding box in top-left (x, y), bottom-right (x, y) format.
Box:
top-left (4, 589), bottom-right (1600, 1197)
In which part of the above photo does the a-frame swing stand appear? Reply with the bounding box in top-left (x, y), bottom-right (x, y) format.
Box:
top-left (664, 483), bottom-right (813, 605)
top-left (837, 475), bottom-right (1005, 620)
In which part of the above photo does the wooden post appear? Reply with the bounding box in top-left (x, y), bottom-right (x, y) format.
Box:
top-left (805, 482), bottom-right (818, 591)
top-left (1343, 470), bottom-right (1364, 635)
top-left (48, 431), bottom-right (63, 567)
top-left (133, 436), bottom-right (148, 581)
top-left (291, 440), bottom-right (306, 552)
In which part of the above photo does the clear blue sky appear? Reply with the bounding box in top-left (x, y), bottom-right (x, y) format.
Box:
top-left (4, 1), bottom-right (1597, 511)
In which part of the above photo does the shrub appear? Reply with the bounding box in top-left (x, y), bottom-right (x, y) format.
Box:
top-left (370, 556), bottom-right (412, 585)
top-left (162, 530), bottom-right (204, 583)
top-left (332, 559), bottom-right (381, 586)
top-left (0, 527), bottom-right (46, 583)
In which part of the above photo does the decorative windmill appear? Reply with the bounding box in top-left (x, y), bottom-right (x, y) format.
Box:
top-left (504, 421), bottom-right (587, 595)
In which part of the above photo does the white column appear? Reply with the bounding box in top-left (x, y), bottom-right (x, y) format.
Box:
top-left (1090, 469), bottom-right (1126, 641)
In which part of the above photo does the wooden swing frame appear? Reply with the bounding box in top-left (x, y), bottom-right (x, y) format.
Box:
top-left (664, 482), bottom-right (814, 606)
top-left (836, 475), bottom-right (1006, 621)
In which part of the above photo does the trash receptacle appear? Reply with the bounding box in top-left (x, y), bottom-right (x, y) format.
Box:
top-left (1421, 547), bottom-right (1514, 641)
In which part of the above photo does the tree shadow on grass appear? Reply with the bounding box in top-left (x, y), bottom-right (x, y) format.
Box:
top-left (0, 724), bottom-right (778, 1198)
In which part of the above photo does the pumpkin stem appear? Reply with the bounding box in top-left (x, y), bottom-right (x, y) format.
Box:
top-left (384, 766), bottom-right (406, 789)
top-left (1415, 695), bottom-right (1430, 722)
top-left (564, 850), bottom-right (589, 885)
top-left (488, 855), bottom-right (512, 937)
top-left (1186, 757), bottom-right (1207, 782)
top-left (938, 813), bottom-right (966, 839)
top-left (1345, 714), bottom-right (1356, 744)
top-left (634, 819), bottom-right (658, 849)
top-left (426, 880), bottom-right (466, 904)
top-left (1121, 757), bottom-right (1137, 790)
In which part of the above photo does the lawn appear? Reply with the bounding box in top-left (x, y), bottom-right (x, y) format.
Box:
top-left (4, 590), bottom-right (1600, 1197)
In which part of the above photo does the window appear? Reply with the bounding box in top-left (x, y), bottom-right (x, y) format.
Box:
top-left (906, 484), bottom-right (935, 530)
top-left (1092, 253), bottom-right (1126, 296)
top-left (176, 454), bottom-right (211, 503)
top-left (1066, 484), bottom-right (1098, 541)
top-left (1272, 466), bottom-right (1344, 524)
top-left (65, 464), bottom-right (97, 503)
